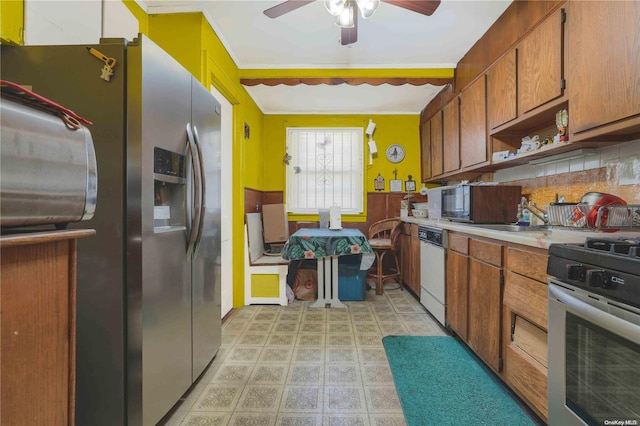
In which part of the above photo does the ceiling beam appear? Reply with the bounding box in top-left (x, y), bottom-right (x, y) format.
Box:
top-left (240, 77), bottom-right (453, 87)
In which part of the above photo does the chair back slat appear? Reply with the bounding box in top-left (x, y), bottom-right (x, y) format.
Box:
top-left (368, 218), bottom-right (400, 240)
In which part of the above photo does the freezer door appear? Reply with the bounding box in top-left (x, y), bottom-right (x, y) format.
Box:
top-left (127, 35), bottom-right (193, 426)
top-left (190, 77), bottom-right (222, 380)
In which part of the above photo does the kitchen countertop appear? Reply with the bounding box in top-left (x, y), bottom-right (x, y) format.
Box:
top-left (401, 216), bottom-right (640, 249)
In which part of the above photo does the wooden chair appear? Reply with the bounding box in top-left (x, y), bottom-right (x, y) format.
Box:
top-left (366, 218), bottom-right (403, 295)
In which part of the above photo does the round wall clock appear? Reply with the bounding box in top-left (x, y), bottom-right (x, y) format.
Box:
top-left (386, 144), bottom-right (406, 163)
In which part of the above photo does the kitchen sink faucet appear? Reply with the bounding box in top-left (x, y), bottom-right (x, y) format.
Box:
top-left (519, 200), bottom-right (549, 225)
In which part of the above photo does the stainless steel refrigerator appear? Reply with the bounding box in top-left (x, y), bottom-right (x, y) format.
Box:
top-left (1, 35), bottom-right (222, 426)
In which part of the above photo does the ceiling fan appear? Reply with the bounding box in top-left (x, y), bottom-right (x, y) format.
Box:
top-left (264, 0), bottom-right (441, 46)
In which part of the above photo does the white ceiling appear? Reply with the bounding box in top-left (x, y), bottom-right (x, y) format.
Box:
top-left (140, 0), bottom-right (513, 114)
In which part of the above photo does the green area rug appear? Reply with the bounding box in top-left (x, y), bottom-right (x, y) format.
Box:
top-left (383, 335), bottom-right (536, 426)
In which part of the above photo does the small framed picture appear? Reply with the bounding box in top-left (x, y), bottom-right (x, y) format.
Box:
top-left (390, 179), bottom-right (403, 192)
top-left (374, 173), bottom-right (385, 191)
top-left (405, 179), bottom-right (416, 192)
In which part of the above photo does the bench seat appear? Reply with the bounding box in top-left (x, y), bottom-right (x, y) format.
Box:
top-left (244, 213), bottom-right (289, 306)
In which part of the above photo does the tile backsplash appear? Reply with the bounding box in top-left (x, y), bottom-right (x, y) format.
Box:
top-left (491, 139), bottom-right (640, 206)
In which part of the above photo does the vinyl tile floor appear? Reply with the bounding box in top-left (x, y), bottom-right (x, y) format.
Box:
top-left (161, 286), bottom-right (448, 426)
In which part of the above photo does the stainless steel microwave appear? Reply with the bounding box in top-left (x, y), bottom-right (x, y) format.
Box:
top-left (441, 184), bottom-right (522, 223)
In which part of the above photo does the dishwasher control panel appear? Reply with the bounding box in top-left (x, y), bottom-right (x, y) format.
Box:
top-left (418, 226), bottom-right (446, 247)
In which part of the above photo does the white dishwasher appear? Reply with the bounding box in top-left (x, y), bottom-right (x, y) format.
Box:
top-left (418, 226), bottom-right (447, 326)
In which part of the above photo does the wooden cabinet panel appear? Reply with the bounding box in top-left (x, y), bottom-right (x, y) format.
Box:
top-left (487, 49), bottom-right (517, 129)
top-left (446, 250), bottom-right (469, 340)
top-left (448, 233), bottom-right (468, 255)
top-left (430, 111), bottom-right (443, 177)
top-left (386, 193), bottom-right (405, 219)
top-left (443, 98), bottom-right (460, 173)
top-left (517, 8), bottom-right (563, 114)
top-left (512, 316), bottom-right (548, 368)
top-left (507, 245), bottom-right (548, 283)
top-left (460, 75), bottom-right (488, 168)
top-left (506, 344), bottom-right (548, 422)
top-left (420, 120), bottom-right (431, 180)
top-left (409, 226), bottom-right (421, 295)
top-left (503, 270), bottom-right (548, 330)
top-left (468, 258), bottom-right (502, 372)
top-left (567, 1), bottom-right (640, 134)
top-left (2, 240), bottom-right (72, 426)
top-left (400, 224), bottom-right (411, 288)
top-left (1, 229), bottom-right (94, 426)
top-left (469, 238), bottom-right (502, 267)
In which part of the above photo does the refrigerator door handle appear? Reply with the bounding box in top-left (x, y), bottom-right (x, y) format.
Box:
top-left (186, 122), bottom-right (202, 258)
top-left (192, 125), bottom-right (207, 258)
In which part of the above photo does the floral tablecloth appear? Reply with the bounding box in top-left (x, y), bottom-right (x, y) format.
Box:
top-left (282, 228), bottom-right (372, 261)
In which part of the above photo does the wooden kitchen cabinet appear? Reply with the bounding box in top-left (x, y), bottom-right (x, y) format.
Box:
top-left (430, 111), bottom-right (444, 177)
top-left (487, 49), bottom-right (517, 130)
top-left (420, 119), bottom-right (431, 180)
top-left (502, 243), bottom-right (549, 422)
top-left (467, 238), bottom-right (503, 373)
top-left (517, 7), bottom-right (564, 115)
top-left (445, 233), bottom-right (469, 340)
top-left (1, 229), bottom-right (95, 426)
top-left (408, 224), bottom-right (420, 296)
top-left (445, 231), bottom-right (551, 420)
top-left (442, 97), bottom-right (460, 173)
top-left (459, 75), bottom-right (488, 169)
top-left (567, 1), bottom-right (640, 138)
top-left (400, 223), bottom-right (411, 291)
top-left (446, 233), bottom-right (504, 373)
top-left (399, 222), bottom-right (420, 296)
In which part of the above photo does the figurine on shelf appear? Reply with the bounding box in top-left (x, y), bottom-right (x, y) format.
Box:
top-left (556, 109), bottom-right (568, 143)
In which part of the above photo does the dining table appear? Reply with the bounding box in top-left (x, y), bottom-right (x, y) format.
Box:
top-left (281, 228), bottom-right (373, 308)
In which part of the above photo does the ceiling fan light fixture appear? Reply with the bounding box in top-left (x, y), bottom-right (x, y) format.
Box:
top-left (336, 2), bottom-right (355, 28)
top-left (355, 0), bottom-right (379, 19)
top-left (324, 0), bottom-right (346, 16)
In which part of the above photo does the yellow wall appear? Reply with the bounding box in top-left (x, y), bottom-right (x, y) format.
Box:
top-left (0, 0), bottom-right (24, 44)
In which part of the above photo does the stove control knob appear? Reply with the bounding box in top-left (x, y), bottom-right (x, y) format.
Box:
top-left (566, 264), bottom-right (586, 281)
top-left (586, 269), bottom-right (609, 288)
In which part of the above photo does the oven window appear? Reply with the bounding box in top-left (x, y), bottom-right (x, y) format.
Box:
top-left (565, 313), bottom-right (640, 425)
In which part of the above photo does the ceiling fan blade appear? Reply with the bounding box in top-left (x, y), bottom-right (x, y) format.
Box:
top-left (382, 0), bottom-right (441, 16)
top-left (340, 10), bottom-right (358, 46)
top-left (263, 0), bottom-right (315, 18)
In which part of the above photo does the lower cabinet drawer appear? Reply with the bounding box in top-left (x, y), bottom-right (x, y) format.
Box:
top-left (448, 233), bottom-right (468, 254)
top-left (505, 344), bottom-right (548, 422)
top-left (503, 271), bottom-right (548, 330)
top-left (469, 238), bottom-right (503, 267)
top-left (507, 246), bottom-right (548, 283)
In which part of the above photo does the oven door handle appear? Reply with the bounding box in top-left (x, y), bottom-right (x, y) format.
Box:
top-left (550, 285), bottom-right (640, 344)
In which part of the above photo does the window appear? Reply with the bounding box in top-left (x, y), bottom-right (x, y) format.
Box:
top-left (286, 127), bottom-right (363, 214)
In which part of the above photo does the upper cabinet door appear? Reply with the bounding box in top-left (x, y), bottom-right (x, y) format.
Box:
top-left (430, 111), bottom-right (444, 177)
top-left (517, 7), bottom-right (564, 114)
top-left (568, 1), bottom-right (640, 135)
top-left (443, 98), bottom-right (460, 173)
top-left (420, 120), bottom-right (431, 181)
top-left (460, 75), bottom-right (488, 169)
top-left (487, 49), bottom-right (517, 130)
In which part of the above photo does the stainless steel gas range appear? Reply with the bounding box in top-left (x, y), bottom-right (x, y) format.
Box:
top-left (547, 237), bottom-right (640, 426)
